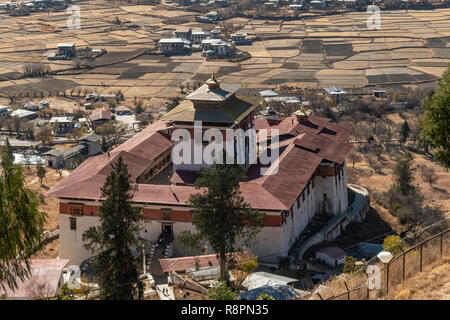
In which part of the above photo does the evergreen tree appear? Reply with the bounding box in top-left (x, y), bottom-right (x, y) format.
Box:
top-left (0, 151), bottom-right (46, 292)
top-left (82, 156), bottom-right (144, 300)
top-left (3, 138), bottom-right (13, 161)
top-left (399, 120), bottom-right (410, 145)
top-left (419, 65), bottom-right (450, 169)
top-left (392, 153), bottom-right (416, 195)
top-left (36, 162), bottom-right (46, 186)
top-left (186, 162), bottom-right (265, 282)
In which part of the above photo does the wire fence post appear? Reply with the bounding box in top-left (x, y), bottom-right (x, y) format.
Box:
top-left (316, 292), bottom-right (323, 300)
top-left (402, 253), bottom-right (406, 282)
top-left (440, 233), bottom-right (443, 259)
top-left (344, 281), bottom-right (350, 300)
top-left (419, 243), bottom-right (423, 272)
top-left (386, 263), bottom-right (390, 295)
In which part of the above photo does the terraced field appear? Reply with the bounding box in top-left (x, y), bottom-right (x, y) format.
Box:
top-left (0, 1), bottom-right (449, 100)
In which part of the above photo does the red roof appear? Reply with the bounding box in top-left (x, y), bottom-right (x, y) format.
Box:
top-left (48, 115), bottom-right (353, 211)
top-left (89, 109), bottom-right (111, 122)
top-left (159, 252), bottom-right (247, 273)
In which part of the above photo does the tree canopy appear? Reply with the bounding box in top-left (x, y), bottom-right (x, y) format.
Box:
top-left (419, 64), bottom-right (450, 169)
top-left (0, 150), bottom-right (46, 293)
top-left (186, 162), bottom-right (265, 282)
top-left (82, 156), bottom-right (144, 300)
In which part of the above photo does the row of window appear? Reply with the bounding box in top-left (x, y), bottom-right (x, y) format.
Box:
top-left (283, 178), bottom-right (315, 224)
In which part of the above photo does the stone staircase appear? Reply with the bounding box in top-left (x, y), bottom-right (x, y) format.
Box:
top-left (147, 232), bottom-right (173, 285)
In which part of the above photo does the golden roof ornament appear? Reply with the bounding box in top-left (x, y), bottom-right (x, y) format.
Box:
top-left (206, 70), bottom-right (220, 90)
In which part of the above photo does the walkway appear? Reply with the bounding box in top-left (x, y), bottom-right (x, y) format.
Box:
top-left (156, 283), bottom-right (175, 300)
top-left (294, 184), bottom-right (369, 262)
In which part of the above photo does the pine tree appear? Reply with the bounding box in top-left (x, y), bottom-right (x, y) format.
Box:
top-left (419, 65), bottom-right (450, 169)
top-left (186, 162), bottom-right (265, 282)
top-left (82, 156), bottom-right (144, 300)
top-left (36, 162), bottom-right (46, 186)
top-left (392, 153), bottom-right (416, 195)
top-left (3, 138), bottom-right (13, 161)
top-left (399, 120), bottom-right (410, 145)
top-left (0, 151), bottom-right (46, 292)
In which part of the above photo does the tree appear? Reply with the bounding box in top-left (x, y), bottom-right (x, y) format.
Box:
top-left (3, 138), bottom-right (13, 161)
top-left (0, 151), bottom-right (46, 293)
top-left (165, 97), bottom-right (181, 112)
top-left (343, 256), bottom-right (358, 274)
top-left (175, 231), bottom-right (204, 256)
top-left (233, 254), bottom-right (258, 288)
top-left (349, 151), bottom-right (362, 168)
top-left (82, 156), bottom-right (144, 300)
top-left (382, 235), bottom-right (406, 256)
top-left (421, 166), bottom-right (436, 186)
top-left (35, 125), bottom-right (53, 145)
top-left (399, 120), bottom-right (410, 145)
top-left (36, 163), bottom-right (46, 186)
top-left (186, 162), bottom-right (265, 282)
top-left (391, 153), bottom-right (416, 195)
top-left (419, 65), bottom-right (450, 169)
top-left (208, 281), bottom-right (236, 300)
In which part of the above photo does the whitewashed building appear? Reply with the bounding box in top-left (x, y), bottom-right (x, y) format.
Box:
top-left (48, 76), bottom-right (354, 266)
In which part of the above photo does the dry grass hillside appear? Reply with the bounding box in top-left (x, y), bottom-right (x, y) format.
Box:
top-left (387, 255), bottom-right (450, 300)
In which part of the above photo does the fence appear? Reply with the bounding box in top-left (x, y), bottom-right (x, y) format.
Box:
top-left (308, 218), bottom-right (450, 300)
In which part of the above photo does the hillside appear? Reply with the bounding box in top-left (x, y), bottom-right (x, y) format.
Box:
top-left (387, 255), bottom-right (450, 300)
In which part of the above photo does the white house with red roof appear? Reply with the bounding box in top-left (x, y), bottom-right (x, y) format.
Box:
top-left (48, 76), bottom-right (355, 266)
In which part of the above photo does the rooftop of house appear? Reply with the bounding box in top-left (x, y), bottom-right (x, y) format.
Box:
top-left (316, 246), bottom-right (347, 259)
top-left (11, 109), bottom-right (35, 117)
top-left (115, 105), bottom-right (132, 112)
top-left (79, 132), bottom-right (101, 143)
top-left (0, 259), bottom-right (69, 299)
top-left (49, 116), bottom-right (73, 123)
top-left (159, 252), bottom-right (246, 273)
top-left (89, 109), bottom-right (111, 122)
top-left (324, 87), bottom-right (346, 95)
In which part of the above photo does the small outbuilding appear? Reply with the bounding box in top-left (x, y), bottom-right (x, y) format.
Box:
top-left (316, 246), bottom-right (347, 267)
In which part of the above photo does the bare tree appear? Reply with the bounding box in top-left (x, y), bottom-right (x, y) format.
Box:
top-left (421, 166), bottom-right (436, 187)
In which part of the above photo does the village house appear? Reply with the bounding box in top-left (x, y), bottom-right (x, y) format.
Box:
top-left (231, 33), bottom-right (248, 45)
top-left (315, 246), bottom-right (347, 267)
top-left (49, 116), bottom-right (74, 134)
top-left (324, 87), bottom-right (347, 104)
top-left (310, 0), bottom-right (326, 10)
top-left (159, 38), bottom-right (191, 54)
top-left (190, 30), bottom-right (210, 44)
top-left (44, 133), bottom-right (101, 169)
top-left (10, 109), bottom-right (37, 121)
top-left (174, 28), bottom-right (192, 40)
top-left (48, 75), bottom-right (354, 266)
top-left (115, 105), bottom-right (133, 116)
top-left (89, 109), bottom-right (111, 129)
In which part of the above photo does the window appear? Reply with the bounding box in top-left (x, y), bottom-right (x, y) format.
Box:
top-left (69, 217), bottom-right (76, 230)
top-left (312, 179), bottom-right (315, 189)
top-left (297, 197), bottom-right (300, 209)
top-left (70, 204), bottom-right (83, 216)
top-left (162, 209), bottom-right (172, 221)
top-left (302, 191), bottom-right (305, 202)
top-left (307, 184), bottom-right (310, 195)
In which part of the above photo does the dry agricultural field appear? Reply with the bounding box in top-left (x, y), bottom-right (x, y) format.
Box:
top-left (0, 1), bottom-right (450, 99)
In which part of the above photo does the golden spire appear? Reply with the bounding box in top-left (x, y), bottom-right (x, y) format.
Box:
top-left (206, 70), bottom-right (220, 90)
